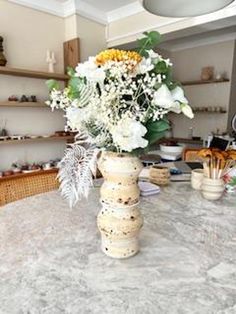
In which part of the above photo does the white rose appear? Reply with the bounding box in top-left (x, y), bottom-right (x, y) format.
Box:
top-left (171, 86), bottom-right (188, 105)
top-left (66, 107), bottom-right (83, 130)
top-left (136, 57), bottom-right (154, 74)
top-left (75, 57), bottom-right (105, 84)
top-left (111, 118), bottom-right (148, 152)
top-left (153, 84), bottom-right (181, 113)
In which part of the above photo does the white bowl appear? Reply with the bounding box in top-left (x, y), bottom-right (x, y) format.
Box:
top-left (160, 144), bottom-right (185, 154)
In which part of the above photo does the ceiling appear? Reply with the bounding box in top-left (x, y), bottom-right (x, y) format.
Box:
top-left (81, 0), bottom-right (137, 12)
top-left (9, 0), bottom-right (143, 23)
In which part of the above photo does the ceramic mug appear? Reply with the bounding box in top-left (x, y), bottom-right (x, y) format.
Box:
top-left (201, 177), bottom-right (225, 200)
top-left (191, 169), bottom-right (204, 190)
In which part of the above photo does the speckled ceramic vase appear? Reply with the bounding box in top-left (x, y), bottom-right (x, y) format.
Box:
top-left (97, 151), bottom-right (143, 259)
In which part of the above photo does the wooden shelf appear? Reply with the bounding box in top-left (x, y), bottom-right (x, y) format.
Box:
top-left (0, 101), bottom-right (47, 108)
top-left (181, 78), bottom-right (230, 86)
top-left (0, 135), bottom-right (74, 145)
top-left (158, 137), bottom-right (203, 145)
top-left (0, 66), bottom-right (69, 81)
top-left (193, 110), bottom-right (227, 114)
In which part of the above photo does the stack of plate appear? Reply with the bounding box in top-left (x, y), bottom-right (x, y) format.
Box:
top-left (138, 181), bottom-right (160, 196)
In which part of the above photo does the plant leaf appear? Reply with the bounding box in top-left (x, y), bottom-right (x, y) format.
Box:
top-left (57, 132), bottom-right (98, 207)
top-left (145, 119), bottom-right (170, 145)
top-left (46, 79), bottom-right (60, 91)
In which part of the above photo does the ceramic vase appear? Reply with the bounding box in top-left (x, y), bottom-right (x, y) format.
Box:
top-left (97, 151), bottom-right (143, 259)
top-left (201, 177), bottom-right (224, 200)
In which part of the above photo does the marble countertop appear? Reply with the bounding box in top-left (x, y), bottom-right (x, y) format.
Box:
top-left (0, 183), bottom-right (236, 314)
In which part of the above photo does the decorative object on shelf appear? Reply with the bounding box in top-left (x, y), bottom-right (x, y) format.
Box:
top-left (141, 0), bottom-right (233, 17)
top-left (8, 95), bottom-right (18, 101)
top-left (30, 95), bottom-right (37, 102)
top-left (201, 66), bottom-right (214, 81)
top-left (63, 37), bottom-right (80, 73)
top-left (20, 95), bottom-right (29, 102)
top-left (149, 165), bottom-right (170, 186)
top-left (215, 72), bottom-right (222, 81)
top-left (0, 36), bottom-right (7, 66)
top-left (46, 31), bottom-right (194, 258)
top-left (0, 119), bottom-right (8, 136)
top-left (197, 148), bottom-right (236, 199)
top-left (46, 50), bottom-right (56, 73)
top-left (193, 106), bottom-right (227, 113)
top-left (97, 152), bottom-right (143, 258)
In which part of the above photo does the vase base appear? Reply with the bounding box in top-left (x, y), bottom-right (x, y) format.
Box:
top-left (101, 236), bottom-right (139, 259)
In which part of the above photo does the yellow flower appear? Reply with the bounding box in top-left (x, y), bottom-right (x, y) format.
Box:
top-left (96, 49), bottom-right (142, 66)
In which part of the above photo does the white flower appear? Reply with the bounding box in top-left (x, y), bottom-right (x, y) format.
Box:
top-left (75, 57), bottom-right (105, 83)
top-left (153, 84), bottom-right (181, 113)
top-left (181, 104), bottom-right (194, 119)
top-left (148, 49), bottom-right (159, 59)
top-left (171, 86), bottom-right (193, 117)
top-left (111, 118), bottom-right (148, 152)
top-left (171, 86), bottom-right (188, 105)
top-left (136, 57), bottom-right (154, 74)
top-left (66, 107), bottom-right (83, 130)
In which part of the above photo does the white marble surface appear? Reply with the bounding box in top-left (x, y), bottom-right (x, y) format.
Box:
top-left (0, 183), bottom-right (236, 314)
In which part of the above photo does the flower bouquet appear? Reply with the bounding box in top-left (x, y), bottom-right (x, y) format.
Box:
top-left (47, 31), bottom-right (193, 206)
top-left (47, 31), bottom-right (193, 258)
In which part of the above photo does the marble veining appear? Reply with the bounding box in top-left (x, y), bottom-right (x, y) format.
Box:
top-left (0, 182), bottom-right (236, 313)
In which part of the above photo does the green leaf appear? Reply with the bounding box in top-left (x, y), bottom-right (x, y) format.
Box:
top-left (154, 61), bottom-right (169, 74)
top-left (137, 31), bottom-right (162, 56)
top-left (148, 31), bottom-right (162, 45)
top-left (46, 79), bottom-right (60, 91)
top-left (67, 76), bottom-right (82, 99)
top-left (145, 119), bottom-right (170, 145)
top-left (67, 66), bottom-right (76, 77)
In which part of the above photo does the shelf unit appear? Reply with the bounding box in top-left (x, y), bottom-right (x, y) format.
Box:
top-left (159, 137), bottom-right (203, 145)
top-left (0, 135), bottom-right (74, 145)
top-left (193, 109), bottom-right (227, 114)
top-left (0, 66), bottom-right (69, 81)
top-left (0, 101), bottom-right (47, 108)
top-left (181, 78), bottom-right (229, 86)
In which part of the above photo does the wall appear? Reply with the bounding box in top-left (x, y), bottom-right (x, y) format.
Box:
top-left (169, 40), bottom-right (235, 139)
top-left (107, 3), bottom-right (236, 47)
top-left (76, 14), bottom-right (106, 61)
top-left (0, 1), bottom-right (107, 171)
top-left (0, 0), bottom-right (67, 170)
top-left (227, 41), bottom-right (236, 132)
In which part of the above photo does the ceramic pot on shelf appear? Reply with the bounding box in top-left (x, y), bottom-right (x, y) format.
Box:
top-left (97, 151), bottom-right (143, 259)
top-left (201, 177), bottom-right (225, 200)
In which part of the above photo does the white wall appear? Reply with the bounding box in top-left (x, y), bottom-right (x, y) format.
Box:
top-left (169, 40), bottom-right (235, 139)
top-left (76, 14), bottom-right (106, 62)
top-left (0, 1), bottom-right (107, 171)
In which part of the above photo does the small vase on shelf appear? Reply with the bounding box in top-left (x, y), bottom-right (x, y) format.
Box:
top-left (0, 36), bottom-right (7, 66)
top-left (97, 151), bottom-right (143, 259)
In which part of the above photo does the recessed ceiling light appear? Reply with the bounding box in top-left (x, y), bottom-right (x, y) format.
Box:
top-left (141, 0), bottom-right (234, 17)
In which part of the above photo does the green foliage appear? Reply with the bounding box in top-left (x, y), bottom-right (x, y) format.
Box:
top-left (46, 79), bottom-right (60, 91)
top-left (229, 177), bottom-right (236, 186)
top-left (137, 31), bottom-right (162, 57)
top-left (66, 66), bottom-right (76, 76)
top-left (145, 119), bottom-right (170, 145)
top-left (67, 76), bottom-right (82, 99)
